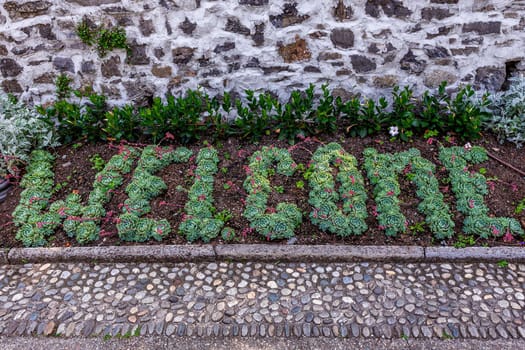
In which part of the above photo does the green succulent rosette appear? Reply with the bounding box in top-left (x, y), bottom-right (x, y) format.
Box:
top-left (464, 146), bottom-right (488, 163)
top-left (116, 213), bottom-right (138, 241)
top-left (82, 204), bottom-right (105, 219)
top-left (309, 143), bottom-right (368, 237)
top-left (348, 216), bottom-right (367, 235)
top-left (380, 212), bottom-right (407, 236)
top-left (75, 221), bottom-right (99, 244)
top-left (195, 159), bottom-right (218, 175)
top-left (149, 219), bottom-right (171, 241)
top-left (171, 147), bottom-right (192, 163)
top-left (428, 215), bottom-right (454, 239)
top-left (15, 224), bottom-right (46, 247)
top-left (276, 203), bottom-right (302, 224)
top-left (63, 219), bottom-right (80, 237)
top-left (221, 227), bottom-right (236, 241)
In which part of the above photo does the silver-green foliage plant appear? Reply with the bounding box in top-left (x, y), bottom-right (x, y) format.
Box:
top-left (363, 148), bottom-right (455, 238)
top-left (179, 147), bottom-right (223, 242)
top-left (439, 146), bottom-right (523, 238)
top-left (308, 143), bottom-right (368, 236)
top-left (117, 146), bottom-right (192, 242)
top-left (0, 94), bottom-right (60, 177)
top-left (486, 76), bottom-right (525, 147)
top-left (243, 146), bottom-right (302, 240)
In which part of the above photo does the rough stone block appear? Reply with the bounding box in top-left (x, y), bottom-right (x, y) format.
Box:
top-left (330, 28), bottom-right (354, 49)
top-left (172, 47), bottom-right (195, 64)
top-left (7, 245), bottom-right (216, 264)
top-left (278, 37), bottom-right (311, 63)
top-left (425, 247), bottom-right (525, 262)
top-left (421, 7), bottom-right (453, 21)
top-left (215, 245), bottom-right (424, 262)
top-left (3, 1), bottom-right (51, 20)
top-left (0, 58), bottom-right (23, 77)
top-left (475, 66), bottom-right (506, 91)
top-left (0, 249), bottom-right (8, 264)
top-left (350, 55), bottom-right (376, 73)
top-left (239, 0), bottom-right (268, 6)
top-left (365, 0), bottom-right (411, 19)
top-left (463, 21), bottom-right (501, 35)
top-left (65, 0), bottom-right (119, 5)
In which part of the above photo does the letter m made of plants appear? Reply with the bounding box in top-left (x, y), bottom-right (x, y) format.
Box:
top-left (439, 146), bottom-right (523, 239)
top-left (363, 148), bottom-right (455, 239)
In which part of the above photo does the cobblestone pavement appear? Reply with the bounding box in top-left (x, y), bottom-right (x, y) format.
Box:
top-left (0, 261), bottom-right (524, 340)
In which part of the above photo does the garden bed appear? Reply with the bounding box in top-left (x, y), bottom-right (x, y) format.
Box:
top-left (1, 131), bottom-right (524, 249)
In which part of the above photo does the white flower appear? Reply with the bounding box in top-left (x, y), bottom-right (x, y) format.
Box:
top-left (389, 126), bottom-right (399, 137)
top-left (464, 142), bottom-right (472, 150)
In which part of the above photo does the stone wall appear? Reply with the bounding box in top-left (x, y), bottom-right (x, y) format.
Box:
top-left (1, 0), bottom-right (525, 105)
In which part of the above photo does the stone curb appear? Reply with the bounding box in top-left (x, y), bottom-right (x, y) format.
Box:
top-left (214, 245), bottom-right (424, 262)
top-left (3, 244), bottom-right (525, 265)
top-left (0, 249), bottom-right (9, 264)
top-left (7, 245), bottom-right (215, 264)
top-left (425, 246), bottom-right (525, 262)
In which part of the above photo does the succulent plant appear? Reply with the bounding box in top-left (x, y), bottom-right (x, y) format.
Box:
top-left (308, 143), bottom-right (368, 237)
top-left (439, 146), bottom-right (523, 238)
top-left (221, 227), bottom-right (237, 241)
top-left (13, 147), bottom-right (139, 246)
top-left (180, 147), bottom-right (224, 242)
top-left (364, 147), bottom-right (454, 239)
top-left (117, 146), bottom-right (192, 242)
top-left (243, 147), bottom-right (302, 240)
top-left (12, 151), bottom-right (58, 247)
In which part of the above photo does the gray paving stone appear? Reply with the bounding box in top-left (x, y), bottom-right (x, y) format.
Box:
top-left (0, 260), bottom-right (523, 340)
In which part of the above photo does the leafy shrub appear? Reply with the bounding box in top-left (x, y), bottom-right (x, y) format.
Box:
top-left (444, 85), bottom-right (490, 140)
top-left (37, 80), bottom-right (496, 146)
top-left (0, 94), bottom-right (59, 177)
top-left (139, 90), bottom-right (207, 144)
top-left (38, 81), bottom-right (108, 143)
top-left (313, 84), bottom-right (338, 134)
top-left (273, 85), bottom-right (316, 142)
top-left (204, 92), bottom-right (234, 140)
top-left (418, 81), bottom-right (449, 134)
top-left (485, 76), bottom-right (525, 147)
top-left (342, 97), bottom-right (389, 138)
top-left (390, 86), bottom-right (416, 141)
top-left (233, 90), bottom-right (275, 141)
top-left (103, 104), bottom-right (139, 141)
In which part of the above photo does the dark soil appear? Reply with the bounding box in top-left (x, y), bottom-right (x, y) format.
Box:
top-left (1, 132), bottom-right (525, 248)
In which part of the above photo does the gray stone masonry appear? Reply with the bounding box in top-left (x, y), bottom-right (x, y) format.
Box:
top-left (0, 0), bottom-right (524, 105)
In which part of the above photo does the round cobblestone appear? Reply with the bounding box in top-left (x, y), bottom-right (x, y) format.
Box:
top-left (0, 261), bottom-right (523, 339)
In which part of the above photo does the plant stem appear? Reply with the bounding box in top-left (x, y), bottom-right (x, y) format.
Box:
top-left (487, 152), bottom-right (525, 177)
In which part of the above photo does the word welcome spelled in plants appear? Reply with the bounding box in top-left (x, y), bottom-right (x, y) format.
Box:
top-left (12, 142), bottom-right (524, 247)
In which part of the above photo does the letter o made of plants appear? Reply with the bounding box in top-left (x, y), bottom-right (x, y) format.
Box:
top-left (308, 143), bottom-right (368, 236)
top-left (243, 147), bottom-right (302, 240)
